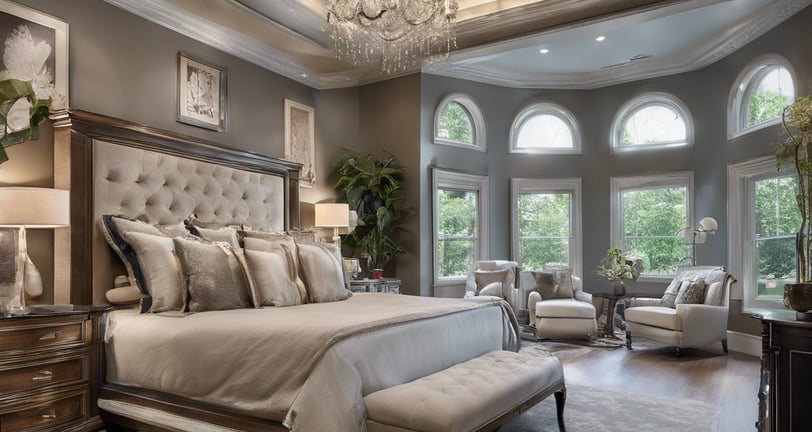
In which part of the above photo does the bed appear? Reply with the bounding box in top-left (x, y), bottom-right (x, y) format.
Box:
top-left (62, 111), bottom-right (518, 431)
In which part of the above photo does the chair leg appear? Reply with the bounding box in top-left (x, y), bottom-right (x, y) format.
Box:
top-left (554, 385), bottom-right (567, 432)
top-left (721, 338), bottom-right (729, 354)
top-left (625, 331), bottom-right (632, 350)
top-left (674, 347), bottom-right (681, 357)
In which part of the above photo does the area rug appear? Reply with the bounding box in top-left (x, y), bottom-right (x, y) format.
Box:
top-left (500, 383), bottom-right (718, 432)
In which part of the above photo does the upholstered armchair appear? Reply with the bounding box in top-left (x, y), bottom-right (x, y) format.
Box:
top-left (523, 271), bottom-right (598, 340)
top-left (464, 260), bottom-right (520, 312)
top-left (625, 266), bottom-right (735, 356)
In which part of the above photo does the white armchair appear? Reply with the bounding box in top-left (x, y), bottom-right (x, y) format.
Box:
top-left (524, 271), bottom-right (598, 340)
top-left (625, 266), bottom-right (735, 356)
top-left (464, 260), bottom-right (520, 311)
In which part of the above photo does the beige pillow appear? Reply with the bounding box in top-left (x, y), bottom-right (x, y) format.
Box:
top-left (297, 242), bottom-right (351, 303)
top-left (192, 226), bottom-right (241, 249)
top-left (244, 236), bottom-right (308, 302)
top-left (478, 281), bottom-right (503, 297)
top-left (245, 249), bottom-right (303, 306)
top-left (126, 232), bottom-right (184, 312)
top-left (173, 238), bottom-right (252, 312)
top-left (532, 269), bottom-right (574, 299)
top-left (660, 277), bottom-right (683, 308)
top-left (675, 279), bottom-right (706, 305)
top-left (474, 269), bottom-right (508, 295)
top-left (704, 281), bottom-right (723, 305)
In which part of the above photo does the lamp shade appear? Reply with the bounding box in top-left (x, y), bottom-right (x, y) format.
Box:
top-left (698, 217), bottom-right (718, 233)
top-left (314, 203), bottom-right (350, 228)
top-left (0, 187), bottom-right (69, 228)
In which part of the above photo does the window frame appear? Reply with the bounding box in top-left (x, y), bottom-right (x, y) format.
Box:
top-left (610, 172), bottom-right (694, 282)
top-left (509, 102), bottom-right (582, 154)
top-left (727, 54), bottom-right (796, 140)
top-left (610, 92), bottom-right (694, 154)
top-left (510, 178), bottom-right (583, 277)
top-left (433, 93), bottom-right (487, 152)
top-left (432, 167), bottom-right (490, 286)
top-left (728, 156), bottom-right (796, 311)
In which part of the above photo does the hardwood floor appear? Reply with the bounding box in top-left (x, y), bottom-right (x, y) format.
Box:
top-left (540, 340), bottom-right (760, 432)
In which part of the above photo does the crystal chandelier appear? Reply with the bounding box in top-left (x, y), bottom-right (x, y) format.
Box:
top-left (326, 0), bottom-right (459, 74)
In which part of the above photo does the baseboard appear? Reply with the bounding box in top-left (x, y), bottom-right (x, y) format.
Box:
top-left (726, 331), bottom-right (761, 357)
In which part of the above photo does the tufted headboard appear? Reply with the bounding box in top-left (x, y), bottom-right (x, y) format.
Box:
top-left (63, 111), bottom-right (302, 305)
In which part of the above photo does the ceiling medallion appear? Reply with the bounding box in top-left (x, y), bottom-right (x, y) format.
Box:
top-left (326, 0), bottom-right (459, 74)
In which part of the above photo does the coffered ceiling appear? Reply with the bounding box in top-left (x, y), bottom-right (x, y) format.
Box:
top-left (104, 0), bottom-right (811, 89)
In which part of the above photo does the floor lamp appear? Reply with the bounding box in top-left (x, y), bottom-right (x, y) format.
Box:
top-left (314, 203), bottom-right (349, 250)
top-left (677, 216), bottom-right (718, 266)
top-left (0, 187), bottom-right (69, 316)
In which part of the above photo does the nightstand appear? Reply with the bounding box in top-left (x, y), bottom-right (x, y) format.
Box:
top-left (0, 307), bottom-right (104, 431)
top-left (349, 278), bottom-right (401, 294)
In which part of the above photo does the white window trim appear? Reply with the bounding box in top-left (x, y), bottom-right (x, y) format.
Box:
top-left (510, 178), bottom-right (583, 277)
top-left (433, 93), bottom-right (487, 152)
top-left (727, 54), bottom-right (796, 141)
top-left (610, 172), bottom-right (694, 282)
top-left (728, 156), bottom-right (795, 311)
top-left (432, 167), bottom-right (490, 286)
top-left (610, 92), bottom-right (694, 154)
top-left (509, 102), bottom-right (582, 155)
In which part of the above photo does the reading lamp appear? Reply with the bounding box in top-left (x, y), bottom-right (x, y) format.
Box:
top-left (676, 216), bottom-right (718, 266)
top-left (315, 203), bottom-right (349, 250)
top-left (0, 187), bottom-right (69, 316)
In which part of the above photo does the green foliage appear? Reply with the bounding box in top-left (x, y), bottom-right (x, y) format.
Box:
top-left (437, 102), bottom-right (473, 144)
top-left (333, 152), bottom-right (407, 270)
top-left (748, 88), bottom-right (791, 127)
top-left (596, 247), bottom-right (643, 281)
top-left (437, 189), bottom-right (476, 277)
top-left (518, 193), bottom-right (570, 269)
top-left (621, 186), bottom-right (689, 274)
top-left (0, 78), bottom-right (52, 163)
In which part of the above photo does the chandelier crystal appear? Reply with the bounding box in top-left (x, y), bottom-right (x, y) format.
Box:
top-left (326, 0), bottom-right (459, 74)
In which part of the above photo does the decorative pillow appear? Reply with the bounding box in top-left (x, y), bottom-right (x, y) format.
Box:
top-left (189, 226), bottom-right (241, 249)
top-left (531, 269), bottom-right (574, 300)
top-left (675, 279), bottom-right (706, 305)
top-left (245, 249), bottom-right (303, 306)
top-left (477, 281), bottom-right (503, 297)
top-left (660, 277), bottom-right (683, 308)
top-left (173, 237), bottom-right (252, 312)
top-left (474, 269), bottom-right (509, 296)
top-left (297, 242), bottom-right (351, 303)
top-left (243, 235), bottom-right (308, 302)
top-left (704, 281), bottom-right (723, 306)
top-left (126, 232), bottom-right (184, 312)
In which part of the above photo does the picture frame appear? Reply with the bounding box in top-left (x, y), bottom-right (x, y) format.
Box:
top-left (0, 0), bottom-right (69, 108)
top-left (284, 98), bottom-right (315, 188)
top-left (177, 52), bottom-right (227, 132)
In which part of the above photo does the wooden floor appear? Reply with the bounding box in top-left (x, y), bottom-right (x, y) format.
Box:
top-left (545, 341), bottom-right (760, 432)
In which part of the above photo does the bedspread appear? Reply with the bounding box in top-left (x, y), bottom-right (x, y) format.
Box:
top-left (104, 294), bottom-right (518, 431)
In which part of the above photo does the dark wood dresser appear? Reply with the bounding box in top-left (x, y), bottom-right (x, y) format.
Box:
top-left (754, 310), bottom-right (812, 432)
top-left (0, 308), bottom-right (103, 432)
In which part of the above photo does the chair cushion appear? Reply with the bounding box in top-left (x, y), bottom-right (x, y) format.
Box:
top-left (531, 269), bottom-right (574, 300)
top-left (536, 298), bottom-right (595, 319)
top-left (474, 269), bottom-right (509, 295)
top-left (625, 306), bottom-right (682, 331)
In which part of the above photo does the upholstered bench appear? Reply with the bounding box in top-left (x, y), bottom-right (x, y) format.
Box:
top-left (364, 350), bottom-right (566, 432)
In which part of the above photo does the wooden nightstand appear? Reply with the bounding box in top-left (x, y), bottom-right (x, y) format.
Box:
top-left (0, 307), bottom-right (104, 432)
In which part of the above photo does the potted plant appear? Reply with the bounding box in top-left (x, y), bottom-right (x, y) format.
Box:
top-left (596, 247), bottom-right (643, 296)
top-left (775, 95), bottom-right (812, 319)
top-left (333, 152), bottom-right (407, 277)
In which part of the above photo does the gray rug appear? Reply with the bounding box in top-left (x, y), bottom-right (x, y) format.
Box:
top-left (500, 383), bottom-right (718, 432)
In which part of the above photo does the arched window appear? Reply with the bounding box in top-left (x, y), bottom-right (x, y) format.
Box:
top-left (509, 103), bottom-right (581, 154)
top-left (433, 93), bottom-right (486, 151)
top-left (728, 54), bottom-right (796, 139)
top-left (611, 92), bottom-right (693, 153)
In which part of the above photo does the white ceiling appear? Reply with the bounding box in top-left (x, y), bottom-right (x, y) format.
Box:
top-left (104, 0), bottom-right (811, 89)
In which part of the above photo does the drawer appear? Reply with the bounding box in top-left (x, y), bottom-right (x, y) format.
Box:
top-left (0, 321), bottom-right (86, 353)
top-left (0, 389), bottom-right (86, 432)
top-left (0, 357), bottom-right (86, 395)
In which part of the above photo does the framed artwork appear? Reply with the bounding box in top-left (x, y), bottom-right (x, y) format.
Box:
top-left (0, 0), bottom-right (69, 108)
top-left (177, 52), bottom-right (227, 132)
top-left (284, 99), bottom-right (315, 188)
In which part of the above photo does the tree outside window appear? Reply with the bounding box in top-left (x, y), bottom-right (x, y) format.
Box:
top-left (437, 102), bottom-right (474, 144)
top-left (437, 189), bottom-right (477, 278)
top-left (754, 175), bottom-right (800, 298)
top-left (518, 193), bottom-right (570, 269)
top-left (746, 66), bottom-right (794, 128)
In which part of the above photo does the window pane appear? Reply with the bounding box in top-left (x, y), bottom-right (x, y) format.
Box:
top-left (622, 105), bottom-right (686, 146)
top-left (520, 239), bottom-right (569, 270)
top-left (438, 189), bottom-right (477, 277)
top-left (518, 193), bottom-right (570, 237)
top-left (755, 176), bottom-right (800, 238)
top-left (622, 186), bottom-right (688, 274)
top-left (517, 114), bottom-right (574, 149)
top-left (746, 67), bottom-right (795, 128)
top-left (437, 102), bottom-right (474, 144)
top-left (756, 237), bottom-right (795, 298)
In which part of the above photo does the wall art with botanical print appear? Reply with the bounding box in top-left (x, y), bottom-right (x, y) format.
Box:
top-left (177, 52), bottom-right (227, 131)
top-left (284, 98), bottom-right (315, 188)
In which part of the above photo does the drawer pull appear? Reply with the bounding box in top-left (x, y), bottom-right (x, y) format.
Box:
top-left (41, 410), bottom-right (57, 420)
top-left (38, 331), bottom-right (60, 341)
top-left (32, 370), bottom-right (54, 382)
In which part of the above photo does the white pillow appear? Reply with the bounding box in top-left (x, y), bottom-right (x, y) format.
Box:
top-left (245, 249), bottom-right (303, 307)
top-left (297, 242), bottom-right (351, 303)
top-left (126, 232), bottom-right (183, 312)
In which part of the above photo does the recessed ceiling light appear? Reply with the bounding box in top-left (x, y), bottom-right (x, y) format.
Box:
top-left (301, 73), bottom-right (308, 77)
top-left (596, 36), bottom-right (606, 42)
top-left (539, 48), bottom-right (549, 54)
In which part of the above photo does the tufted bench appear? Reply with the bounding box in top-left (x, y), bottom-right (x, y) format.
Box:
top-left (364, 350), bottom-right (566, 432)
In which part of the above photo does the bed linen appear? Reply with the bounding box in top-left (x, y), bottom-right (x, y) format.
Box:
top-left (104, 293), bottom-right (517, 431)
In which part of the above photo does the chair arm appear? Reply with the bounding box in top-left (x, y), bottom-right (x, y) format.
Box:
top-left (628, 297), bottom-right (662, 308)
top-left (677, 304), bottom-right (729, 343)
top-left (528, 291), bottom-right (541, 321)
top-left (574, 291), bottom-right (592, 304)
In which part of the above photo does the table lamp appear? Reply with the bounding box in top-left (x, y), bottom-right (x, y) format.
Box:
top-left (315, 202), bottom-right (349, 250)
top-left (0, 187), bottom-right (69, 316)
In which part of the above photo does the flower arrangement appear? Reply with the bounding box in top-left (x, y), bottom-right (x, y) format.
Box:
top-left (596, 247), bottom-right (643, 282)
top-left (0, 25), bottom-right (58, 164)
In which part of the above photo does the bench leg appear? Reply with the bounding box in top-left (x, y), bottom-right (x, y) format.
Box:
top-left (721, 338), bottom-right (728, 354)
top-left (554, 385), bottom-right (567, 432)
top-left (625, 331), bottom-right (632, 350)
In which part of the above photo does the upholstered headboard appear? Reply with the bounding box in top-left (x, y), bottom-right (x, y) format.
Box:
top-left (64, 111), bottom-right (301, 305)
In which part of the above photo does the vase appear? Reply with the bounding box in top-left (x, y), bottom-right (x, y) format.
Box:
top-left (612, 280), bottom-right (626, 297)
top-left (784, 283), bottom-right (812, 321)
top-left (372, 269), bottom-right (384, 279)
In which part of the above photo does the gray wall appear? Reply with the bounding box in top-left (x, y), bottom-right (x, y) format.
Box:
top-left (419, 6), bottom-right (812, 334)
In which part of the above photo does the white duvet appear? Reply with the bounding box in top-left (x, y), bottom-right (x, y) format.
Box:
top-left (104, 293), bottom-right (517, 431)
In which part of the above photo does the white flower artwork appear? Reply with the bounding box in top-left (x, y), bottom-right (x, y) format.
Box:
top-left (177, 53), bottom-right (227, 132)
top-left (0, 24), bottom-right (53, 136)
